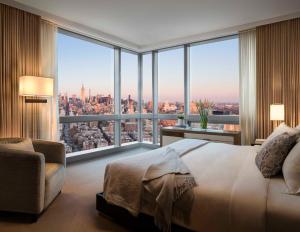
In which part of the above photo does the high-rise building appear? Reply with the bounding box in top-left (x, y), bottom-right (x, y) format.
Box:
top-left (80, 84), bottom-right (86, 102)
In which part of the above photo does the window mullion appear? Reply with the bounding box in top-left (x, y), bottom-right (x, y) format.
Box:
top-left (114, 47), bottom-right (121, 147)
top-left (138, 54), bottom-right (143, 142)
top-left (152, 51), bottom-right (158, 144)
top-left (184, 45), bottom-right (190, 120)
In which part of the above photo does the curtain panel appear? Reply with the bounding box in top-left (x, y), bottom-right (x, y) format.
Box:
top-left (40, 20), bottom-right (58, 141)
top-left (256, 18), bottom-right (300, 139)
top-left (239, 29), bottom-right (256, 145)
top-left (0, 3), bottom-right (41, 138)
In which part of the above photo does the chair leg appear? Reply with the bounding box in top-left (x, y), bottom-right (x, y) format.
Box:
top-left (29, 213), bottom-right (40, 223)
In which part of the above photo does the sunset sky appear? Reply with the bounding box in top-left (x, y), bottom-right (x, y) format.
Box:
top-left (58, 33), bottom-right (239, 103)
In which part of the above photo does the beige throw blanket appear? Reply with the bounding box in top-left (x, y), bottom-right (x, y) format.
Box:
top-left (143, 147), bottom-right (198, 231)
top-left (103, 139), bottom-right (208, 224)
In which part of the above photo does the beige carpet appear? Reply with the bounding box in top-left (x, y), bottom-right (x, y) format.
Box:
top-left (0, 147), bottom-right (152, 232)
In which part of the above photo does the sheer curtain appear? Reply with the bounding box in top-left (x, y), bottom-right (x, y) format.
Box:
top-left (239, 29), bottom-right (256, 145)
top-left (40, 20), bottom-right (58, 141)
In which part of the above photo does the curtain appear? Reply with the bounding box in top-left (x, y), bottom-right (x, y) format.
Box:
top-left (239, 29), bottom-right (256, 145)
top-left (0, 3), bottom-right (41, 139)
top-left (40, 20), bottom-right (58, 141)
top-left (256, 18), bottom-right (300, 139)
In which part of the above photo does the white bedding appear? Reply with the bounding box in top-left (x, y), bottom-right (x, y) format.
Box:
top-left (103, 140), bottom-right (300, 232)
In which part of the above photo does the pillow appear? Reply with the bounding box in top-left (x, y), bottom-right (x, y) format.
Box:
top-left (0, 138), bottom-right (34, 152)
top-left (255, 133), bottom-right (297, 178)
top-left (283, 142), bottom-right (300, 194)
top-left (296, 125), bottom-right (300, 142)
top-left (261, 123), bottom-right (299, 147)
top-left (267, 123), bottom-right (298, 140)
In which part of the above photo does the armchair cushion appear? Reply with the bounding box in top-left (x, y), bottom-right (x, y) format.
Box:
top-left (0, 138), bottom-right (34, 152)
top-left (33, 140), bottom-right (65, 166)
top-left (44, 163), bottom-right (65, 207)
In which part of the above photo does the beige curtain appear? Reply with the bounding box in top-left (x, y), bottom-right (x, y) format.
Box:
top-left (40, 20), bottom-right (58, 141)
top-left (0, 3), bottom-right (41, 139)
top-left (256, 18), bottom-right (300, 139)
top-left (239, 29), bottom-right (256, 145)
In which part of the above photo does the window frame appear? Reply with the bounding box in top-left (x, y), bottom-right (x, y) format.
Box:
top-left (58, 28), bottom-right (239, 155)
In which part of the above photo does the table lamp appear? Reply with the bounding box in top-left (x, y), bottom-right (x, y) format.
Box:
top-left (270, 104), bottom-right (284, 128)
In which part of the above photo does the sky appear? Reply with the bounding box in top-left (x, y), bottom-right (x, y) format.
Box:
top-left (58, 33), bottom-right (239, 103)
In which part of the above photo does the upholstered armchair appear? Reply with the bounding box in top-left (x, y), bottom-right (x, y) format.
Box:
top-left (0, 138), bottom-right (65, 220)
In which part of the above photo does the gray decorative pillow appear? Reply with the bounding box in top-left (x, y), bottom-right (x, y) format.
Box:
top-left (255, 133), bottom-right (297, 178)
top-left (0, 138), bottom-right (34, 152)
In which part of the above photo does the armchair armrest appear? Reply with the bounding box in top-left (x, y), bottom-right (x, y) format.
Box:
top-left (33, 140), bottom-right (66, 166)
top-left (0, 149), bottom-right (45, 214)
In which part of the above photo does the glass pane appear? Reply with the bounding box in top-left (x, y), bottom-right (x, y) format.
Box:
top-left (142, 119), bottom-right (153, 143)
top-left (190, 38), bottom-right (239, 115)
top-left (158, 48), bottom-right (184, 114)
top-left (58, 32), bottom-right (114, 116)
top-left (121, 51), bottom-right (138, 114)
top-left (157, 119), bottom-right (177, 144)
top-left (121, 119), bottom-right (138, 143)
top-left (60, 121), bottom-right (114, 153)
top-left (190, 122), bottom-right (240, 131)
top-left (142, 54), bottom-right (153, 113)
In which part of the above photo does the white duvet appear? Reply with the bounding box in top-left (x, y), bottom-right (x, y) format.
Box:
top-left (103, 140), bottom-right (300, 232)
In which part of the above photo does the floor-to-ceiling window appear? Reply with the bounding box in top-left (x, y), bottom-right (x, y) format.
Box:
top-left (121, 50), bottom-right (138, 115)
top-left (120, 50), bottom-right (139, 144)
top-left (58, 31), bottom-right (115, 153)
top-left (58, 29), bottom-right (240, 153)
top-left (158, 47), bottom-right (184, 115)
top-left (189, 36), bottom-right (240, 131)
top-left (156, 47), bottom-right (184, 142)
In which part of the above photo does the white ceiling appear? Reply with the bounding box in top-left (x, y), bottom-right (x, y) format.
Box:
top-left (5, 0), bottom-right (300, 51)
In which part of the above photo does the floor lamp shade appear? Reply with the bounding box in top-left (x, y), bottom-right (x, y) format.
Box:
top-left (270, 104), bottom-right (284, 121)
top-left (19, 76), bottom-right (53, 97)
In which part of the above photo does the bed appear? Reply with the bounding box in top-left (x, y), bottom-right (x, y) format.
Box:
top-left (97, 139), bottom-right (300, 232)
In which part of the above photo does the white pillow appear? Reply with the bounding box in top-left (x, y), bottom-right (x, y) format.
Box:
top-left (262, 123), bottom-right (299, 147)
top-left (0, 138), bottom-right (34, 152)
top-left (296, 125), bottom-right (300, 142)
top-left (283, 141), bottom-right (300, 194)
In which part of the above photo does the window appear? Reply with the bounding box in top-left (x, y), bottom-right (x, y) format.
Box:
top-left (142, 119), bottom-right (153, 143)
top-left (121, 119), bottom-right (138, 144)
top-left (60, 121), bottom-right (114, 153)
top-left (121, 51), bottom-right (138, 114)
top-left (158, 48), bottom-right (184, 114)
top-left (142, 54), bottom-right (152, 113)
top-left (190, 38), bottom-right (239, 116)
top-left (58, 31), bottom-right (115, 153)
top-left (58, 32), bottom-right (114, 116)
top-left (58, 29), bottom-right (239, 152)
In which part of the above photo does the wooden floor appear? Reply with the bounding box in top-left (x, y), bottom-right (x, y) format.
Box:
top-left (0, 147), bottom-right (152, 232)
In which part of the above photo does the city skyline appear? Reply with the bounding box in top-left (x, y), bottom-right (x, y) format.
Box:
top-left (58, 33), bottom-right (239, 103)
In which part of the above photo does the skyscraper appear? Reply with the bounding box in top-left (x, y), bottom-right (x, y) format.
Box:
top-left (80, 84), bottom-right (86, 102)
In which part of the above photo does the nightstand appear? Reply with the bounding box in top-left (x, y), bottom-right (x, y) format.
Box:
top-left (252, 139), bottom-right (266, 146)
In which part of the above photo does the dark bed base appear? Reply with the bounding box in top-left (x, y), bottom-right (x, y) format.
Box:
top-left (96, 193), bottom-right (193, 232)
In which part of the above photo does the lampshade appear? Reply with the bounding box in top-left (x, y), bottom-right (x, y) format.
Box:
top-left (270, 104), bottom-right (284, 121)
top-left (19, 76), bottom-right (53, 97)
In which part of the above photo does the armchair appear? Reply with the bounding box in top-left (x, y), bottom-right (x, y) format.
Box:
top-left (0, 138), bottom-right (65, 220)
